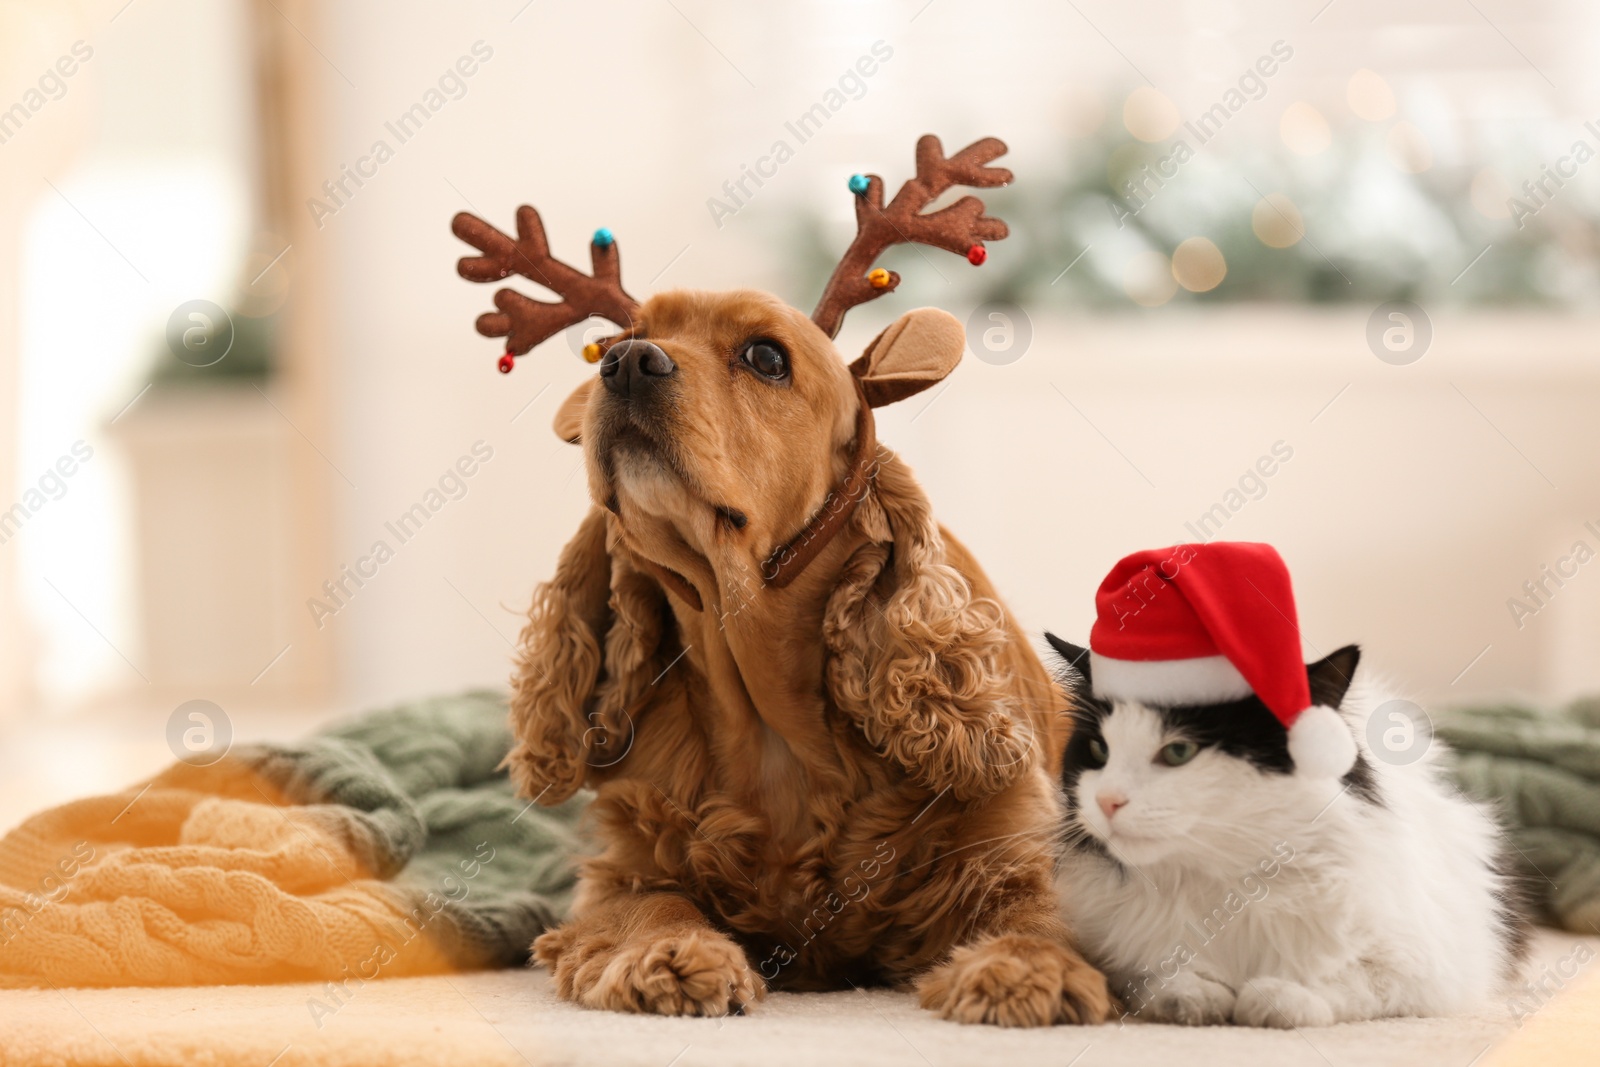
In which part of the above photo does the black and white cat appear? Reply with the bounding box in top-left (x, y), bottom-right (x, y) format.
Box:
top-left (1045, 634), bottom-right (1527, 1027)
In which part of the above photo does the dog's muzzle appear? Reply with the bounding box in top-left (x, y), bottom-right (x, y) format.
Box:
top-left (600, 339), bottom-right (676, 400)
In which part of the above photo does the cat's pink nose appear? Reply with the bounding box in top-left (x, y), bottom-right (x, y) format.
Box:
top-left (1096, 791), bottom-right (1128, 820)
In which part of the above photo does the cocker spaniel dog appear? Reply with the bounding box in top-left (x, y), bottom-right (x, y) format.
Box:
top-left (452, 136), bottom-right (1111, 1027)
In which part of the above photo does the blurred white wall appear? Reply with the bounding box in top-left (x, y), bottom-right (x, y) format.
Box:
top-left (7, 0), bottom-right (1600, 723)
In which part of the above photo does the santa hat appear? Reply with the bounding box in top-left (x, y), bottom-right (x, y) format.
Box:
top-left (1087, 542), bottom-right (1356, 779)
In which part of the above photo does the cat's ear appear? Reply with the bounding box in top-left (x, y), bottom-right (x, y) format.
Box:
top-left (1044, 632), bottom-right (1093, 691)
top-left (1307, 644), bottom-right (1361, 708)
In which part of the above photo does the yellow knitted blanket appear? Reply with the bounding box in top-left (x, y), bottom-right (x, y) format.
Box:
top-left (0, 691), bottom-right (583, 989)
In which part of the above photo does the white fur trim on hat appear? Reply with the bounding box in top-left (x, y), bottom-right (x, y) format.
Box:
top-left (1287, 704), bottom-right (1358, 779)
top-left (1090, 653), bottom-right (1254, 707)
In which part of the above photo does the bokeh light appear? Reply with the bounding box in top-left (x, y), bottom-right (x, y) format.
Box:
top-left (1172, 237), bottom-right (1227, 292)
top-left (1252, 194), bottom-right (1305, 248)
top-left (1280, 101), bottom-right (1332, 155)
top-left (1347, 69), bottom-right (1396, 121)
top-left (1124, 87), bottom-right (1181, 143)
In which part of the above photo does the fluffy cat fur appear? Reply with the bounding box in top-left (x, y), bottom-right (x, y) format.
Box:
top-left (1045, 634), bottom-right (1527, 1028)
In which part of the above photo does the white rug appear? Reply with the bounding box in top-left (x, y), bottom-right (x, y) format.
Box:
top-left (1, 931), bottom-right (1593, 1067)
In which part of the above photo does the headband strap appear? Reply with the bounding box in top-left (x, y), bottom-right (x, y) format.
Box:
top-left (762, 377), bottom-right (878, 590)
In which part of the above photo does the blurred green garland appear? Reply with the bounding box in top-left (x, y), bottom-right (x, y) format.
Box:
top-left (789, 122), bottom-right (1600, 311)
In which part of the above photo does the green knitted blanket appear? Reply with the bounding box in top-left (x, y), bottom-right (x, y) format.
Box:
top-left (308, 689), bottom-right (587, 967)
top-left (1441, 697), bottom-right (1600, 935)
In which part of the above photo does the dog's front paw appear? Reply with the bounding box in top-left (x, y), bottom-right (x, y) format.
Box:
top-left (1134, 971), bottom-right (1236, 1026)
top-left (916, 934), bottom-right (1112, 1027)
top-left (537, 926), bottom-right (764, 1017)
top-left (1234, 976), bottom-right (1335, 1029)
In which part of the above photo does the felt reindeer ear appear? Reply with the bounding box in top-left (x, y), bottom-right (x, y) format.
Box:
top-left (848, 307), bottom-right (965, 408)
top-left (553, 379), bottom-right (594, 444)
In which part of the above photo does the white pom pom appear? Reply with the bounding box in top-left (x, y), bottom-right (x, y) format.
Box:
top-left (1287, 705), bottom-right (1357, 779)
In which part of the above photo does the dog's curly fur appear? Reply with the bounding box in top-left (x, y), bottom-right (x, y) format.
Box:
top-left (506, 290), bottom-right (1110, 1026)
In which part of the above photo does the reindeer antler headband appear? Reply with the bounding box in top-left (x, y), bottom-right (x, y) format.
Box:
top-left (452, 134), bottom-right (1012, 372)
top-left (811, 135), bottom-right (1011, 338)
top-left (452, 208), bottom-right (640, 374)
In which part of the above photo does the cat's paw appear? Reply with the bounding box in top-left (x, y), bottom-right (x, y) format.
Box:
top-left (1135, 971), bottom-right (1236, 1026)
top-left (916, 934), bottom-right (1113, 1027)
top-left (1234, 977), bottom-right (1335, 1028)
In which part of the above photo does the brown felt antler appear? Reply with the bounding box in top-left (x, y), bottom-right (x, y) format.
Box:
top-left (453, 206), bottom-right (639, 371)
top-left (811, 135), bottom-right (1012, 339)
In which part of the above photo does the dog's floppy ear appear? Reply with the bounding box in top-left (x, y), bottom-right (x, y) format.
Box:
top-left (553, 379), bottom-right (594, 444)
top-left (848, 307), bottom-right (965, 408)
top-left (505, 508), bottom-right (612, 803)
top-left (505, 508), bottom-right (674, 803)
top-left (822, 451), bottom-right (1032, 801)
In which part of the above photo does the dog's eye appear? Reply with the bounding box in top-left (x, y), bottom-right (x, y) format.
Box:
top-left (740, 340), bottom-right (789, 381)
top-left (1086, 738), bottom-right (1108, 768)
top-left (1158, 741), bottom-right (1200, 767)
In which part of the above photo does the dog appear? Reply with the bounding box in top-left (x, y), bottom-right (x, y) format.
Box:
top-left (453, 136), bottom-right (1112, 1026)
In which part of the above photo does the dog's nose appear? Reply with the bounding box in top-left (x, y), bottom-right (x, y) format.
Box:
top-left (1096, 791), bottom-right (1128, 820)
top-left (599, 339), bottom-right (676, 399)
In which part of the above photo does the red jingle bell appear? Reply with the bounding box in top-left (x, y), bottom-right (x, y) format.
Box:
top-left (966, 244), bottom-right (987, 266)
top-left (497, 353), bottom-right (515, 374)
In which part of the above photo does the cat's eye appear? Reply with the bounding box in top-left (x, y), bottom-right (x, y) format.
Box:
top-left (740, 339), bottom-right (790, 381)
top-left (1158, 741), bottom-right (1200, 767)
top-left (1086, 738), bottom-right (1108, 767)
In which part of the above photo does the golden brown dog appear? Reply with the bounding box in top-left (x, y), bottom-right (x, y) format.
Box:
top-left (454, 136), bottom-right (1111, 1026)
top-left (508, 292), bottom-right (1109, 1026)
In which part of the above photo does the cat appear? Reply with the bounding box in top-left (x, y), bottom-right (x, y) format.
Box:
top-left (1044, 633), bottom-right (1528, 1028)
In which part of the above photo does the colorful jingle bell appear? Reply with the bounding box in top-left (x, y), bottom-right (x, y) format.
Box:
top-left (867, 267), bottom-right (892, 290)
top-left (497, 352), bottom-right (516, 374)
top-left (582, 342), bottom-right (603, 363)
top-left (592, 227), bottom-right (615, 248)
top-left (966, 244), bottom-right (987, 266)
top-left (847, 173), bottom-right (870, 195)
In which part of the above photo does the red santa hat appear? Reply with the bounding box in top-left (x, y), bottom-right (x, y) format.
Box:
top-left (1087, 542), bottom-right (1356, 779)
